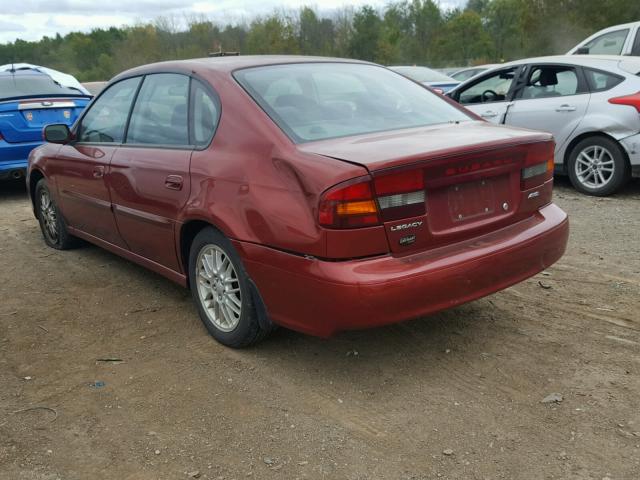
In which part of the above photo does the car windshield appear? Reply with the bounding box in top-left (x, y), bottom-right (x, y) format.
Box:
top-left (0, 73), bottom-right (85, 101)
top-left (389, 66), bottom-right (455, 83)
top-left (234, 63), bottom-right (470, 143)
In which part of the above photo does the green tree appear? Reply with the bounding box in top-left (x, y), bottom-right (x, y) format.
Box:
top-left (349, 6), bottom-right (382, 61)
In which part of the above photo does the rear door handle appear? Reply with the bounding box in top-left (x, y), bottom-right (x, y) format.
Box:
top-left (556, 104), bottom-right (577, 112)
top-left (165, 175), bottom-right (183, 191)
top-left (92, 166), bottom-right (104, 179)
top-left (481, 110), bottom-right (498, 118)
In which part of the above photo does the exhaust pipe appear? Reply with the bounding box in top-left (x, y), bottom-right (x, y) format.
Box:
top-left (11, 170), bottom-right (23, 180)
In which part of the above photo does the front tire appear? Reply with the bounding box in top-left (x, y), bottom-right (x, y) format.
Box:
top-left (567, 136), bottom-right (629, 196)
top-left (35, 179), bottom-right (79, 250)
top-left (188, 227), bottom-right (269, 348)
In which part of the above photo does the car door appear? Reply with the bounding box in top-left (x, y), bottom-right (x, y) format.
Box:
top-left (450, 66), bottom-right (522, 124)
top-left (503, 64), bottom-right (590, 154)
top-left (52, 76), bottom-right (142, 247)
top-left (108, 73), bottom-right (193, 271)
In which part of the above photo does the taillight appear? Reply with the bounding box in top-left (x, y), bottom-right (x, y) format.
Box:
top-left (521, 142), bottom-right (554, 190)
top-left (373, 169), bottom-right (426, 221)
top-left (318, 170), bottom-right (427, 228)
top-left (608, 92), bottom-right (640, 112)
top-left (318, 176), bottom-right (380, 228)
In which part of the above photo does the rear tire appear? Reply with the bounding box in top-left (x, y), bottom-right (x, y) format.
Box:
top-left (35, 179), bottom-right (79, 250)
top-left (188, 227), bottom-right (270, 348)
top-left (567, 136), bottom-right (629, 196)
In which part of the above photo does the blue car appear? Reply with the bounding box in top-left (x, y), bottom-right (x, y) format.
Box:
top-left (0, 68), bottom-right (91, 181)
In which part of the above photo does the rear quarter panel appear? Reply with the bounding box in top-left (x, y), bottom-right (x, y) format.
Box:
top-left (181, 70), bottom-right (373, 259)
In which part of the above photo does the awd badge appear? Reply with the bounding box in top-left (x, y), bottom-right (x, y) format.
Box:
top-left (63, 110), bottom-right (71, 119)
top-left (25, 112), bottom-right (33, 121)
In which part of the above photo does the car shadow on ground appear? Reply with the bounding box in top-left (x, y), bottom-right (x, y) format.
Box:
top-left (0, 179), bottom-right (28, 201)
top-left (553, 174), bottom-right (640, 199)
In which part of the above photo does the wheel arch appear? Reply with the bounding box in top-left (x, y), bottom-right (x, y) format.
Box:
top-left (28, 169), bottom-right (45, 216)
top-left (179, 218), bottom-right (274, 332)
top-left (563, 131), bottom-right (630, 174)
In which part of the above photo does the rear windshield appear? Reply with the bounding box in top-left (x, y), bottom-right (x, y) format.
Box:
top-left (234, 63), bottom-right (470, 143)
top-left (0, 74), bottom-right (85, 101)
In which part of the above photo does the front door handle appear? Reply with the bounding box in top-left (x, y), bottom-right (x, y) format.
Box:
top-left (481, 110), bottom-right (498, 118)
top-left (165, 175), bottom-right (183, 191)
top-left (92, 166), bottom-right (105, 179)
top-left (556, 104), bottom-right (577, 112)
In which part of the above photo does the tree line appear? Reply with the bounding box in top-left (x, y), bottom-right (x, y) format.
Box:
top-left (1, 0), bottom-right (639, 82)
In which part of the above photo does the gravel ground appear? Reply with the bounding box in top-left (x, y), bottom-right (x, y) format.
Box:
top-left (1, 177), bottom-right (639, 480)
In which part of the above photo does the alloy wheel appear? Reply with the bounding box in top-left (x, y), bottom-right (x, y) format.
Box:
top-left (574, 145), bottom-right (615, 189)
top-left (39, 189), bottom-right (58, 242)
top-left (196, 245), bottom-right (243, 332)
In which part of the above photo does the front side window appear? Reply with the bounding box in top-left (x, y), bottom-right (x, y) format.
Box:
top-left (127, 73), bottom-right (190, 146)
top-left (457, 68), bottom-right (517, 105)
top-left (520, 66), bottom-right (581, 99)
top-left (191, 80), bottom-right (219, 147)
top-left (234, 63), bottom-right (470, 143)
top-left (78, 77), bottom-right (141, 143)
top-left (583, 29), bottom-right (629, 55)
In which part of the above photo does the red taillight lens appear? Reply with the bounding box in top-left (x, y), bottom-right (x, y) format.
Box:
top-left (318, 177), bottom-right (380, 229)
top-left (521, 141), bottom-right (554, 190)
top-left (374, 169), bottom-right (426, 221)
top-left (609, 92), bottom-right (640, 113)
top-left (319, 170), bottom-right (428, 228)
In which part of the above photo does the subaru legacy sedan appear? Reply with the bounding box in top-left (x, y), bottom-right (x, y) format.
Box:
top-left (27, 56), bottom-right (568, 347)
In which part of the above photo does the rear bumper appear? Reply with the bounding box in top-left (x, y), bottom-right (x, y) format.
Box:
top-left (235, 203), bottom-right (569, 337)
top-left (0, 159), bottom-right (28, 180)
top-left (619, 133), bottom-right (640, 175)
top-left (0, 140), bottom-right (41, 177)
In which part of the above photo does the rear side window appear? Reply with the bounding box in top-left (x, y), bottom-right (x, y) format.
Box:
top-left (583, 29), bottom-right (629, 55)
top-left (191, 80), bottom-right (219, 147)
top-left (520, 66), bottom-right (582, 99)
top-left (584, 68), bottom-right (624, 92)
top-left (127, 73), bottom-right (190, 146)
top-left (632, 29), bottom-right (640, 56)
top-left (78, 77), bottom-right (141, 143)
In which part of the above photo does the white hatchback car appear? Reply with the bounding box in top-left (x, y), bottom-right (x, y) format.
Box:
top-left (448, 55), bottom-right (640, 195)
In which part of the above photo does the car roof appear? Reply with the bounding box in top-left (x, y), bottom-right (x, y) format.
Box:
top-left (482, 55), bottom-right (640, 74)
top-left (0, 69), bottom-right (49, 78)
top-left (115, 55), bottom-right (373, 80)
top-left (588, 21), bottom-right (640, 32)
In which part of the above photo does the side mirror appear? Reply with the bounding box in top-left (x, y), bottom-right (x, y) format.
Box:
top-left (576, 46), bottom-right (590, 55)
top-left (43, 124), bottom-right (72, 144)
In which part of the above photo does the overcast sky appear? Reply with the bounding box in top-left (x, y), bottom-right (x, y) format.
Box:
top-left (0, 0), bottom-right (465, 44)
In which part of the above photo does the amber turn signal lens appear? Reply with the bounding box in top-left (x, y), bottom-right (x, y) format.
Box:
top-left (336, 200), bottom-right (378, 216)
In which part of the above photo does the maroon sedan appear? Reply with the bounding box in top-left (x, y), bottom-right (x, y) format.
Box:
top-left (27, 56), bottom-right (569, 347)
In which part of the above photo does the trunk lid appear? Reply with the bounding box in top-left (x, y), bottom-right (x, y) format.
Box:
top-left (305, 121), bottom-right (554, 255)
top-left (0, 97), bottom-right (89, 143)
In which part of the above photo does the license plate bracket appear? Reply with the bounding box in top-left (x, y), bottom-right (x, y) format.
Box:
top-left (448, 179), bottom-right (495, 222)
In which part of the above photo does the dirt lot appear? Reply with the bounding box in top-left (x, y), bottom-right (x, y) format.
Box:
top-left (1, 178), bottom-right (639, 480)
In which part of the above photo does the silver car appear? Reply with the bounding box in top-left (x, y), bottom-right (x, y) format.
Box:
top-left (448, 55), bottom-right (640, 195)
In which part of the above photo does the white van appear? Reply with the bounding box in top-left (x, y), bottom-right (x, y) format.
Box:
top-left (568, 22), bottom-right (640, 56)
